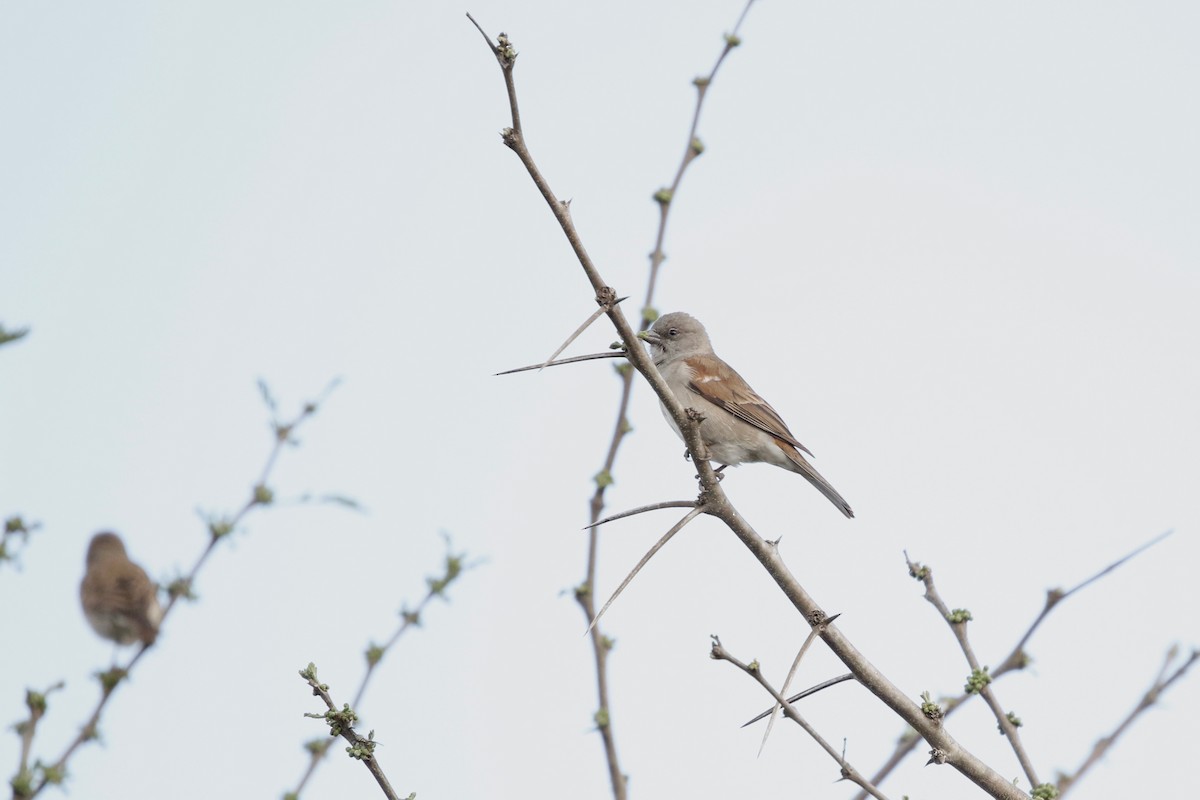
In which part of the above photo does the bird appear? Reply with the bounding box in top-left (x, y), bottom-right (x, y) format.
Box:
top-left (642, 312), bottom-right (854, 518)
top-left (80, 532), bottom-right (163, 647)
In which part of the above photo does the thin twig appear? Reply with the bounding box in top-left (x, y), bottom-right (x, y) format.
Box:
top-left (904, 552), bottom-right (1041, 788)
top-left (853, 532), bottom-right (1176, 800)
top-left (710, 636), bottom-right (890, 800)
top-left (9, 683), bottom-right (63, 798)
top-left (645, 1), bottom-right (758, 306)
top-left (285, 539), bottom-right (476, 799)
top-left (1057, 646), bottom-right (1198, 797)
top-left (995, 529), bottom-right (1174, 675)
top-left (12, 385), bottom-right (334, 799)
top-left (586, 505), bottom-right (706, 634)
top-left (0, 516), bottom-right (40, 573)
top-left (299, 664), bottom-right (404, 800)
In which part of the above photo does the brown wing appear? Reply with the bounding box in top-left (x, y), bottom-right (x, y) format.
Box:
top-left (685, 356), bottom-right (814, 457)
top-left (85, 560), bottom-right (161, 644)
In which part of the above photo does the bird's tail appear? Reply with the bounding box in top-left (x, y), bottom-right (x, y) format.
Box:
top-left (785, 450), bottom-right (854, 519)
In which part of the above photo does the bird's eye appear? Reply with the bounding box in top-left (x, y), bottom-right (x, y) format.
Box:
top-left (668, 328), bottom-right (678, 337)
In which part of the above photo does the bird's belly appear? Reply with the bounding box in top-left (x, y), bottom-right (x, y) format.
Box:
top-left (658, 397), bottom-right (781, 467)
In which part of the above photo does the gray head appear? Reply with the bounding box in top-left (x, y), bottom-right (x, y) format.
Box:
top-left (643, 312), bottom-right (714, 364)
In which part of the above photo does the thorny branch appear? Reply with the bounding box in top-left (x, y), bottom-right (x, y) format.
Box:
top-left (469, 13), bottom-right (1031, 800)
top-left (470, 6), bottom-right (757, 800)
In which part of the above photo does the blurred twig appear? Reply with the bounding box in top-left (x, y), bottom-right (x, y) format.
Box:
top-left (9, 383), bottom-right (336, 799)
top-left (1056, 646), bottom-right (1198, 797)
top-left (0, 324), bottom-right (30, 348)
top-left (0, 517), bottom-right (40, 572)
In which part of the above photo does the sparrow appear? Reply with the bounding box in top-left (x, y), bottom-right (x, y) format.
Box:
top-left (80, 532), bottom-right (163, 647)
top-left (642, 312), bottom-right (854, 518)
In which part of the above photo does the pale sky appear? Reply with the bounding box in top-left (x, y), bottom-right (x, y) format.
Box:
top-left (2, 2), bottom-right (1197, 799)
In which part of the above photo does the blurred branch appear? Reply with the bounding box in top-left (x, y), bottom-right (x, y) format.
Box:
top-left (298, 664), bottom-right (407, 800)
top-left (285, 536), bottom-right (479, 799)
top-left (469, 5), bottom-right (757, 799)
top-left (8, 684), bottom-right (64, 798)
top-left (710, 636), bottom-right (889, 800)
top-left (0, 324), bottom-right (30, 348)
top-left (1056, 646), bottom-right (1198, 797)
top-left (853, 531), bottom-right (1177, 800)
top-left (469, 12), bottom-right (1029, 798)
top-left (0, 517), bottom-right (40, 572)
top-left (9, 383), bottom-right (335, 799)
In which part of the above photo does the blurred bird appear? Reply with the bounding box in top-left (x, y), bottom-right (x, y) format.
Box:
top-left (80, 532), bottom-right (163, 647)
top-left (642, 312), bottom-right (854, 518)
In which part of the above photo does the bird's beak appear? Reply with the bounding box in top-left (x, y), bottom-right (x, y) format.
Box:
top-left (638, 330), bottom-right (661, 345)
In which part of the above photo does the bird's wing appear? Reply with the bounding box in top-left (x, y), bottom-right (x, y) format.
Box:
top-left (685, 356), bottom-right (814, 456)
top-left (102, 562), bottom-right (160, 627)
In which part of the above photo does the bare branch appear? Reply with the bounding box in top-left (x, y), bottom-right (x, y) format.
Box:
top-left (1057, 646), bottom-right (1199, 797)
top-left (645, 0), bottom-right (758, 306)
top-left (996, 529), bottom-right (1174, 675)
